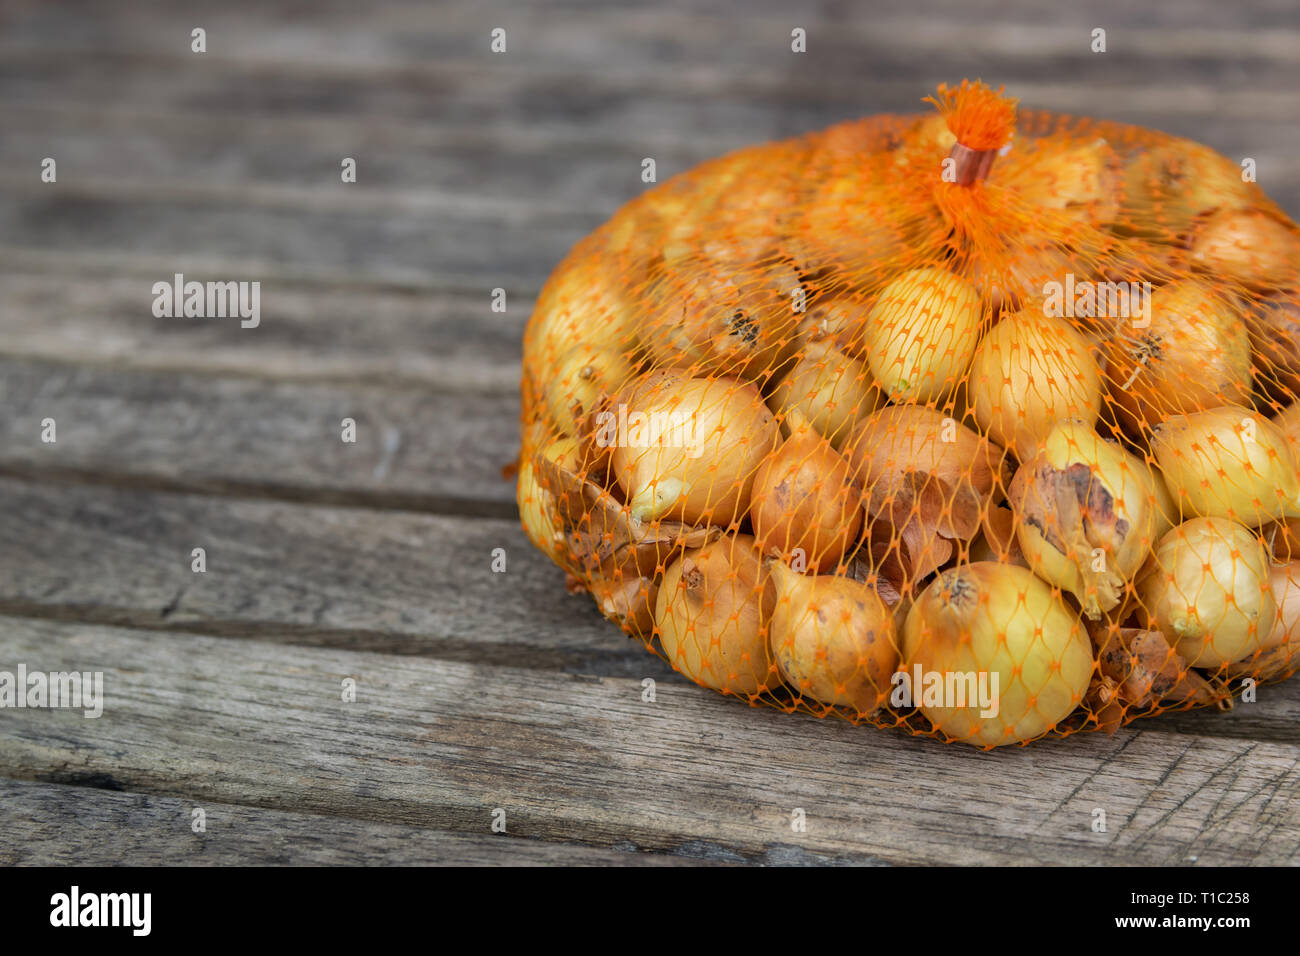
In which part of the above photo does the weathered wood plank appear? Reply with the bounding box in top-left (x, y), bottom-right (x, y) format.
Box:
top-left (0, 616), bottom-right (1296, 864)
top-left (0, 778), bottom-right (719, 865)
top-left (0, 357), bottom-right (520, 510)
top-left (0, 475), bottom-right (1294, 738)
top-left (0, 477), bottom-right (653, 675)
top-left (0, 264), bottom-right (525, 389)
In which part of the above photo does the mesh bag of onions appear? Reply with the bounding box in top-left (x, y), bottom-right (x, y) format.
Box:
top-left (516, 80), bottom-right (1300, 748)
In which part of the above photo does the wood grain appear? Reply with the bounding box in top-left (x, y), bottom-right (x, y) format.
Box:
top-left (1, 616), bottom-right (1297, 865)
top-left (0, 779), bottom-right (713, 866)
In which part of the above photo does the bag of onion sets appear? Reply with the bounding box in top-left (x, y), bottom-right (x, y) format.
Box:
top-left (517, 80), bottom-right (1300, 748)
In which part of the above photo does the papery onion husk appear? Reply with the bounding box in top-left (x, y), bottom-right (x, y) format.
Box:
top-left (863, 266), bottom-right (984, 404)
top-left (655, 534), bottom-right (781, 696)
top-left (968, 504), bottom-right (1027, 567)
top-left (1009, 420), bottom-right (1158, 618)
top-left (846, 405), bottom-right (1009, 584)
top-left (1226, 560), bottom-right (1300, 682)
top-left (543, 342), bottom-right (637, 437)
top-left (1094, 627), bottom-right (1219, 708)
top-left (750, 432), bottom-right (864, 573)
top-left (589, 570), bottom-right (659, 638)
top-left (1151, 405), bottom-right (1300, 526)
top-left (608, 374), bottom-right (780, 525)
top-left (1137, 516), bottom-right (1277, 669)
top-left (767, 560), bottom-right (899, 716)
top-left (1100, 280), bottom-right (1252, 440)
top-left (968, 310), bottom-right (1102, 459)
top-left (767, 338), bottom-right (884, 449)
top-left (1188, 206), bottom-right (1300, 288)
top-left (901, 562), bottom-right (1094, 747)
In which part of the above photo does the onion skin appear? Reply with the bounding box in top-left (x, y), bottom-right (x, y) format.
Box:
top-left (1138, 517), bottom-right (1276, 669)
top-left (1227, 561), bottom-right (1300, 680)
top-left (1008, 421), bottom-right (1158, 618)
top-left (1101, 280), bottom-right (1252, 440)
top-left (1188, 207), bottom-right (1300, 288)
top-left (767, 338), bottom-right (884, 450)
top-left (1117, 142), bottom-right (1254, 242)
top-left (1247, 295), bottom-right (1300, 404)
top-left (863, 266), bottom-right (984, 404)
top-left (968, 311), bottom-right (1102, 459)
top-left (656, 535), bottom-right (780, 696)
top-left (1276, 402), bottom-right (1300, 459)
top-left (902, 563), bottom-right (1093, 747)
top-left (543, 343), bottom-right (636, 437)
top-left (750, 433), bottom-right (864, 572)
top-left (517, 454), bottom-right (568, 569)
top-left (1151, 406), bottom-right (1300, 526)
top-left (768, 561), bottom-right (898, 715)
top-left (609, 375), bottom-right (780, 525)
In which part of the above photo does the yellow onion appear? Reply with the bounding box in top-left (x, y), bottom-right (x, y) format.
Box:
top-left (1007, 138), bottom-right (1122, 227)
top-left (767, 338), bottom-right (883, 449)
top-left (517, 453), bottom-right (568, 568)
top-left (1246, 293), bottom-right (1300, 402)
top-left (901, 563), bottom-right (1093, 747)
top-left (641, 264), bottom-right (803, 380)
top-left (1118, 141), bottom-right (1255, 242)
top-left (1151, 405), bottom-right (1300, 526)
top-left (1128, 448), bottom-right (1180, 541)
top-left (968, 310), bottom-right (1102, 458)
top-left (1008, 420), bottom-right (1158, 618)
top-left (796, 297), bottom-right (874, 349)
top-left (1138, 517), bottom-right (1276, 668)
top-left (1276, 401), bottom-right (1300, 459)
top-left (608, 374), bottom-right (780, 525)
top-left (1227, 561), bottom-right (1300, 680)
top-left (863, 266), bottom-right (984, 404)
top-left (964, 242), bottom-right (1081, 316)
top-left (655, 534), bottom-right (780, 696)
top-left (542, 342), bottom-right (636, 437)
top-left (523, 246), bottom-right (637, 375)
top-left (767, 561), bottom-right (898, 715)
top-left (1188, 207), bottom-right (1300, 288)
top-left (750, 432), bottom-right (863, 572)
top-left (1100, 280), bottom-right (1252, 439)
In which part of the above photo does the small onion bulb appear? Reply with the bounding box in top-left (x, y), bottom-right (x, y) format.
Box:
top-left (902, 563), bottom-right (1094, 747)
top-left (1138, 517), bottom-right (1276, 668)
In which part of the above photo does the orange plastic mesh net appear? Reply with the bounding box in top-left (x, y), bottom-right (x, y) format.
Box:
top-left (517, 80), bottom-right (1300, 748)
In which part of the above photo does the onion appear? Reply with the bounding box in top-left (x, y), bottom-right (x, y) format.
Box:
top-left (1138, 517), bottom-right (1276, 668)
top-left (524, 246), bottom-right (637, 374)
top-left (968, 504), bottom-right (1026, 567)
top-left (589, 570), bottom-right (658, 639)
top-left (1188, 207), bottom-right (1300, 288)
top-left (1246, 293), bottom-right (1300, 403)
top-left (901, 563), bottom-right (1094, 747)
top-left (1276, 401), bottom-right (1300, 459)
top-left (767, 560), bottom-right (898, 715)
top-left (517, 453), bottom-right (568, 569)
top-left (1118, 141), bottom-right (1255, 242)
top-left (1100, 280), bottom-right (1252, 439)
top-left (1007, 138), bottom-right (1122, 227)
top-left (863, 266), bottom-right (984, 404)
top-left (655, 534), bottom-right (780, 696)
top-left (964, 242), bottom-right (1081, 316)
top-left (1008, 420), bottom-right (1158, 618)
top-left (968, 310), bottom-right (1102, 458)
top-left (1227, 561), bottom-right (1300, 680)
top-left (642, 264), bottom-right (803, 379)
top-left (543, 343), bottom-right (636, 437)
top-left (1151, 405), bottom-right (1300, 526)
top-left (609, 374), bottom-right (780, 525)
top-left (767, 338), bottom-right (884, 449)
top-left (750, 433), bottom-right (864, 572)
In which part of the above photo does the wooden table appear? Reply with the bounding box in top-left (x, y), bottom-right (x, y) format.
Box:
top-left (2, 0), bottom-right (1299, 866)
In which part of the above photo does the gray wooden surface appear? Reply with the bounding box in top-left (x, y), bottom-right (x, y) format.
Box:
top-left (1, 0), bottom-right (1299, 866)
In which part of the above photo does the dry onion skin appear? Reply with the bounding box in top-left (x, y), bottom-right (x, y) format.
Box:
top-left (968, 310), bottom-right (1102, 459)
top-left (768, 561), bottom-right (899, 716)
top-left (516, 79), bottom-right (1300, 746)
top-left (750, 432), bottom-right (863, 572)
top-left (902, 563), bottom-right (1094, 747)
top-left (608, 373), bottom-right (780, 525)
top-left (1008, 420), bottom-right (1158, 618)
top-left (1151, 405), bottom-right (1300, 526)
top-left (1138, 517), bottom-right (1277, 669)
top-left (655, 534), bottom-right (780, 696)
